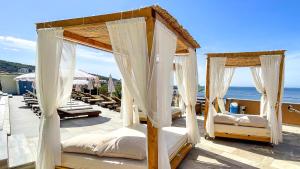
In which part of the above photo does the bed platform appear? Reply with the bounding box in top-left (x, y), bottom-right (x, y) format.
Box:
top-left (211, 113), bottom-right (271, 142)
top-left (214, 124), bottom-right (270, 142)
top-left (57, 125), bottom-right (191, 169)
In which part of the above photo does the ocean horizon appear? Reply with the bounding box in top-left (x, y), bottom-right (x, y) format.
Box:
top-left (197, 86), bottom-right (300, 103)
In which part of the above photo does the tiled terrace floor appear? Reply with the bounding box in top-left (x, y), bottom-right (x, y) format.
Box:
top-left (9, 96), bottom-right (300, 169)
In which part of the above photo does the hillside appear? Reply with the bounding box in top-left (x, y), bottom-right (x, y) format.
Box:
top-left (0, 60), bottom-right (35, 73)
top-left (0, 59), bottom-right (120, 82)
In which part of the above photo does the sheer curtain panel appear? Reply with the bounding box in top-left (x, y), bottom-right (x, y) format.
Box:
top-left (250, 67), bottom-right (268, 116)
top-left (206, 57), bottom-right (227, 137)
top-left (175, 49), bottom-right (200, 144)
top-left (148, 20), bottom-right (177, 169)
top-left (217, 67), bottom-right (235, 114)
top-left (36, 28), bottom-right (77, 169)
top-left (106, 17), bottom-right (148, 126)
top-left (260, 55), bottom-right (282, 144)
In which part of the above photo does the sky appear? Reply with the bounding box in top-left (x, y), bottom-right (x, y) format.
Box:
top-left (0, 0), bottom-right (300, 87)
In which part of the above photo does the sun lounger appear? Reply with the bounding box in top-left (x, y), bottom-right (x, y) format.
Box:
top-left (57, 108), bottom-right (101, 118)
top-left (139, 107), bottom-right (182, 122)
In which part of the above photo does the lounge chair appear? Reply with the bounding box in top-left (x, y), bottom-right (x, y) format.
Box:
top-left (57, 107), bottom-right (101, 118)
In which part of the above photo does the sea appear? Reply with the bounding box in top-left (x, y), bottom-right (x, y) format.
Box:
top-left (197, 87), bottom-right (300, 103)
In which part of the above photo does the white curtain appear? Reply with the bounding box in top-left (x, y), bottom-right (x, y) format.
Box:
top-left (206, 57), bottom-right (227, 137)
top-left (106, 18), bottom-right (148, 126)
top-left (260, 55), bottom-right (282, 144)
top-left (121, 80), bottom-right (134, 126)
top-left (36, 28), bottom-right (76, 169)
top-left (148, 20), bottom-right (177, 169)
top-left (59, 40), bottom-right (77, 106)
top-left (174, 49), bottom-right (200, 144)
top-left (250, 67), bottom-right (268, 116)
top-left (217, 67), bottom-right (235, 114)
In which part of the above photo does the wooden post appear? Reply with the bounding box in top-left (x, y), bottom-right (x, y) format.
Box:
top-left (204, 56), bottom-right (210, 130)
top-left (276, 54), bottom-right (285, 120)
top-left (146, 12), bottom-right (158, 169)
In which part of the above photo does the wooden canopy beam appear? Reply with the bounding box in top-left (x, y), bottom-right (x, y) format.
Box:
top-left (156, 14), bottom-right (193, 49)
top-left (207, 50), bottom-right (286, 58)
top-left (36, 7), bottom-right (153, 29)
top-left (63, 31), bottom-right (113, 52)
top-left (207, 50), bottom-right (286, 67)
top-left (36, 6), bottom-right (200, 54)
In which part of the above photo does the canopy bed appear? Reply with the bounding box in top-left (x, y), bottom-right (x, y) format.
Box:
top-left (204, 50), bottom-right (285, 144)
top-left (35, 5), bottom-right (200, 169)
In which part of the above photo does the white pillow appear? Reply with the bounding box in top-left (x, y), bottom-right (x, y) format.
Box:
top-left (61, 134), bottom-right (115, 155)
top-left (238, 115), bottom-right (268, 128)
top-left (95, 135), bottom-right (146, 160)
top-left (214, 113), bottom-right (238, 125)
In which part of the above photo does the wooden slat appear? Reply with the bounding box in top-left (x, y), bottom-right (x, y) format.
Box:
top-left (63, 31), bottom-right (113, 52)
top-left (170, 143), bottom-right (192, 169)
top-left (215, 132), bottom-right (271, 142)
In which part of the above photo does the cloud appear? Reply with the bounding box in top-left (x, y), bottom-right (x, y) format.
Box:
top-left (2, 47), bottom-right (20, 51)
top-left (77, 47), bottom-right (115, 63)
top-left (0, 35), bottom-right (36, 51)
top-left (0, 35), bottom-right (114, 63)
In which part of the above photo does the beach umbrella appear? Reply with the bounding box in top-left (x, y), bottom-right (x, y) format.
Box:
top-left (87, 79), bottom-right (94, 94)
top-left (94, 77), bottom-right (101, 95)
top-left (74, 84), bottom-right (81, 92)
top-left (14, 69), bottom-right (97, 81)
top-left (15, 73), bottom-right (35, 81)
top-left (108, 74), bottom-right (115, 97)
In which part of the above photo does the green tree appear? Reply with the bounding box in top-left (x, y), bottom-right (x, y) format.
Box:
top-left (98, 84), bottom-right (108, 95)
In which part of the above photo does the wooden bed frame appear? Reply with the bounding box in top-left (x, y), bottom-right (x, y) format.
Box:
top-left (204, 50), bottom-right (285, 143)
top-left (55, 142), bottom-right (192, 169)
top-left (37, 5), bottom-right (199, 169)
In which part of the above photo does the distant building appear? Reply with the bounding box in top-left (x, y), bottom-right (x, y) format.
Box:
top-left (100, 80), bottom-right (107, 83)
top-left (18, 68), bottom-right (30, 73)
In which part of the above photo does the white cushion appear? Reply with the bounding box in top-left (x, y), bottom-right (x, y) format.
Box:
top-left (214, 113), bottom-right (238, 125)
top-left (238, 115), bottom-right (268, 128)
top-left (95, 136), bottom-right (146, 160)
top-left (95, 127), bottom-right (146, 160)
top-left (62, 134), bottom-right (114, 155)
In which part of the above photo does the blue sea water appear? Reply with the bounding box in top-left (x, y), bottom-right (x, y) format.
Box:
top-left (197, 87), bottom-right (300, 103)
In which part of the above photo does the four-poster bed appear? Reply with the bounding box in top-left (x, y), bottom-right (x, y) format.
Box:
top-left (204, 50), bottom-right (285, 144)
top-left (35, 5), bottom-right (200, 169)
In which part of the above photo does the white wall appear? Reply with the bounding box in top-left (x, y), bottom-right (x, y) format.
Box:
top-left (0, 74), bottom-right (18, 95)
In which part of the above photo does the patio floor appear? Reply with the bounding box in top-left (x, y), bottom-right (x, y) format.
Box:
top-left (8, 96), bottom-right (300, 169)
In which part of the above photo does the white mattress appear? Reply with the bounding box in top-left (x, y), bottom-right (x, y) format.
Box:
top-left (61, 124), bottom-right (188, 169)
top-left (214, 123), bottom-right (270, 137)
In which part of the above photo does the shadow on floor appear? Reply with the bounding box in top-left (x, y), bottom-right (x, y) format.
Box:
top-left (18, 105), bottom-right (32, 109)
top-left (174, 116), bottom-right (300, 163)
top-left (179, 147), bottom-right (258, 169)
top-left (60, 116), bottom-right (111, 128)
top-left (210, 131), bottom-right (300, 162)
